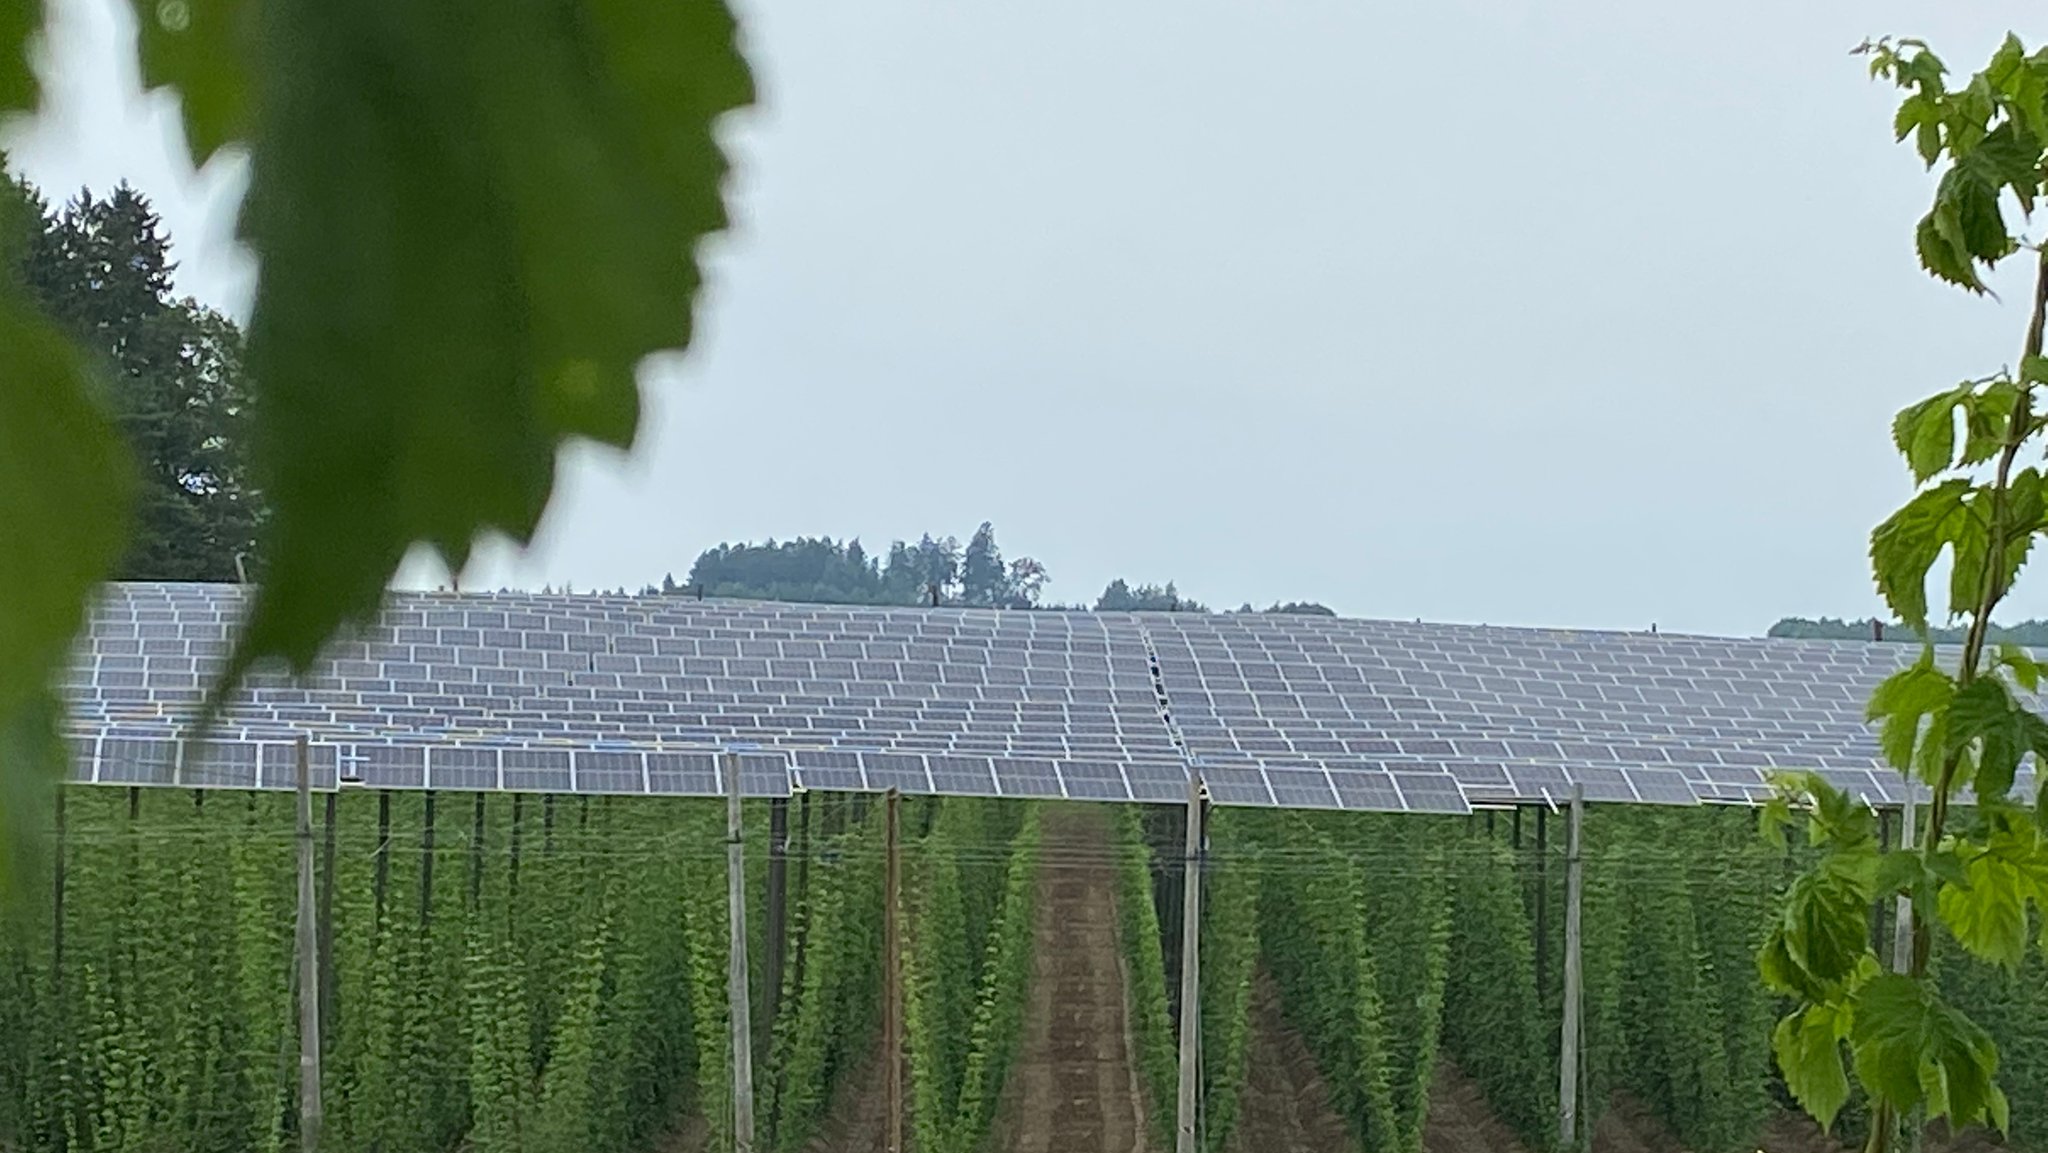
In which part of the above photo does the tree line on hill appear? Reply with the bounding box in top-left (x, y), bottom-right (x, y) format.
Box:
top-left (1767, 616), bottom-right (2048, 645)
top-left (663, 527), bottom-right (1336, 616)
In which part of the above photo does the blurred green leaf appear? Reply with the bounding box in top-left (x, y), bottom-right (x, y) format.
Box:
top-left (227, 0), bottom-right (754, 686)
top-left (0, 692), bottom-right (62, 901)
top-left (1850, 973), bottom-right (2006, 1130)
top-left (1774, 1003), bottom-right (1854, 1132)
top-left (125, 0), bottom-right (255, 164)
top-left (1995, 642), bottom-right (2043, 691)
top-left (0, 0), bottom-right (36, 117)
top-left (0, 273), bottom-right (135, 896)
top-left (1874, 850), bottom-right (1928, 898)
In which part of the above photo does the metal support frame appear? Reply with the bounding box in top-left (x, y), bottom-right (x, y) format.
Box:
top-left (1556, 784), bottom-right (1585, 1152)
top-left (723, 753), bottom-right (757, 1153)
top-left (1535, 805), bottom-right (1549, 997)
top-left (1175, 773), bottom-right (1206, 1153)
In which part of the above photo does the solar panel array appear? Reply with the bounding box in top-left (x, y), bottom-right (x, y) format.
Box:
top-left (59, 582), bottom-right (2027, 812)
top-left (64, 584), bottom-right (1194, 804)
top-left (1144, 614), bottom-right (1990, 809)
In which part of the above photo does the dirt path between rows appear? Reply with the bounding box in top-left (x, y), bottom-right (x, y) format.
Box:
top-left (797, 1034), bottom-right (893, 1153)
top-left (1229, 968), bottom-right (1358, 1153)
top-left (1423, 1061), bottom-right (1533, 1153)
top-left (989, 804), bottom-right (1151, 1153)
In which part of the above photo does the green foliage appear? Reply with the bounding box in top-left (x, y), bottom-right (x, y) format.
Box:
top-left (1943, 936), bottom-right (2048, 1148)
top-left (1233, 811), bottom-right (1450, 1153)
top-left (1612, 815), bottom-right (1746, 1152)
top-left (0, 190), bottom-right (132, 894)
top-left (1767, 51), bottom-right (2048, 1131)
top-left (954, 804), bottom-right (1041, 1147)
top-left (0, 0), bottom-right (37, 115)
top-left (1763, 778), bottom-right (2048, 1140)
top-left (1443, 831), bottom-right (1552, 1145)
top-left (1095, 579), bottom-right (1207, 613)
top-left (2, 789), bottom-right (801, 1153)
top-left (764, 801), bottom-right (883, 1153)
top-left (1360, 818), bottom-right (1453, 1148)
top-left (126, 0), bottom-right (254, 163)
top-left (1111, 805), bottom-right (1178, 1153)
top-left (1198, 807), bottom-right (1259, 1153)
top-left (685, 529), bottom-right (1050, 608)
top-left (220, 0), bottom-right (755, 686)
top-left (1862, 34), bottom-right (2048, 293)
top-left (1850, 974), bottom-right (2007, 1132)
top-left (1768, 615), bottom-right (2048, 644)
top-left (903, 799), bottom-right (1041, 1153)
top-left (9, 183), bottom-right (266, 583)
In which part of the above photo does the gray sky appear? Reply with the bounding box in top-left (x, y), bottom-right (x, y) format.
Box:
top-left (8, 0), bottom-right (2046, 635)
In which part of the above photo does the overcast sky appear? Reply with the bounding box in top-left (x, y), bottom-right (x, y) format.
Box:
top-left (7, 0), bottom-right (2046, 635)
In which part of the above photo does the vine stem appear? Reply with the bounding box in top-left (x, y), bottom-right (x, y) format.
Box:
top-left (1871, 244), bottom-right (2048, 1153)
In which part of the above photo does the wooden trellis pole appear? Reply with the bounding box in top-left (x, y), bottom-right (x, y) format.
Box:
top-left (1556, 785), bottom-right (1585, 1152)
top-left (724, 753), bottom-right (756, 1153)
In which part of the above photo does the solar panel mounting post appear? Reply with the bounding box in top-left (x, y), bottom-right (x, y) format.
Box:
top-left (723, 753), bottom-right (757, 1153)
top-left (1556, 783), bottom-right (1584, 1152)
top-left (1175, 772), bottom-right (1205, 1153)
top-left (1534, 806), bottom-right (1548, 998)
top-left (295, 737), bottom-right (323, 1153)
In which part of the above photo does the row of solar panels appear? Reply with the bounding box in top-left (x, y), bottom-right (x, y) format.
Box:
top-left (57, 583), bottom-right (2007, 812)
top-left (65, 733), bottom-right (1783, 812)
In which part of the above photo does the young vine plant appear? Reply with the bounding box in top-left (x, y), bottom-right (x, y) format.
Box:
top-left (1762, 33), bottom-right (2048, 1151)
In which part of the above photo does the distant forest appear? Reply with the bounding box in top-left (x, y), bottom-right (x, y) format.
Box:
top-left (1767, 617), bottom-right (2048, 644)
top-left (622, 523), bottom-right (1335, 615)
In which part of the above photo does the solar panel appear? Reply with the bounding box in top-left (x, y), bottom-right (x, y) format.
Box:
top-left (62, 583), bottom-right (2024, 814)
top-left (1139, 613), bottom-right (2035, 810)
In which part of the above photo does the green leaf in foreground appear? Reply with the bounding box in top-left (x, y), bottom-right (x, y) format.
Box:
top-left (125, 0), bottom-right (255, 164)
top-left (1774, 1003), bottom-right (1853, 1132)
top-left (1936, 846), bottom-right (2031, 969)
top-left (0, 278), bottom-right (135, 896)
top-left (1866, 655), bottom-right (1955, 774)
top-left (0, 0), bottom-right (37, 117)
top-left (1850, 973), bottom-right (2008, 1132)
top-left (1869, 478), bottom-right (1975, 631)
top-left (228, 0), bottom-right (754, 683)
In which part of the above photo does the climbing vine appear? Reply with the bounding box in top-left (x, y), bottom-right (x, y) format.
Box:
top-left (1198, 806), bottom-right (1259, 1153)
top-left (0, 787), bottom-right (826, 1153)
top-left (764, 801), bottom-right (882, 1153)
top-left (1761, 33), bottom-right (2048, 1150)
top-left (898, 799), bottom-right (1042, 1153)
top-left (1442, 828), bottom-right (1552, 1146)
top-left (1113, 803), bottom-right (1178, 1153)
top-left (1238, 810), bottom-right (1397, 1152)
